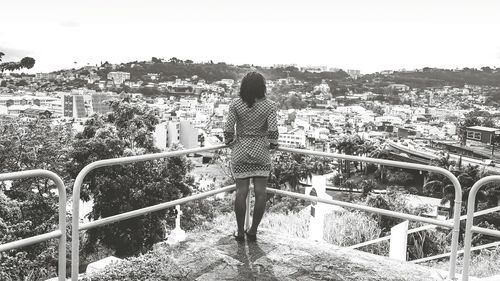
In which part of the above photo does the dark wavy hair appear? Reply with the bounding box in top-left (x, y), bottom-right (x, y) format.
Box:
top-left (239, 72), bottom-right (266, 107)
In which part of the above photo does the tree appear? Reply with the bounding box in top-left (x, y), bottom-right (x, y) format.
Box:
top-left (0, 119), bottom-right (73, 280)
top-left (0, 119), bottom-right (73, 198)
top-left (370, 146), bottom-right (392, 181)
top-left (68, 99), bottom-right (194, 256)
top-left (335, 134), bottom-right (364, 178)
top-left (0, 52), bottom-right (36, 72)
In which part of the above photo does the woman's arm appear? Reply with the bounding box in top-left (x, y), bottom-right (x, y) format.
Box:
top-left (267, 102), bottom-right (279, 149)
top-left (223, 101), bottom-right (236, 145)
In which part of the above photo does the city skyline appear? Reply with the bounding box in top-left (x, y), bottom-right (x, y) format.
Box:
top-left (1, 0), bottom-right (500, 74)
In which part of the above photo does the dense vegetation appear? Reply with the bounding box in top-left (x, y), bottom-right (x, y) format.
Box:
top-left (0, 99), bottom-right (212, 279)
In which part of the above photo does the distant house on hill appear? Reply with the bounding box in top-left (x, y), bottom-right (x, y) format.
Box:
top-left (20, 108), bottom-right (52, 119)
top-left (388, 84), bottom-right (410, 92)
top-left (168, 86), bottom-right (195, 95)
top-left (465, 126), bottom-right (500, 145)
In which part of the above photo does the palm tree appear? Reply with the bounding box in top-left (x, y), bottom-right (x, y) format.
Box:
top-left (355, 139), bottom-right (377, 173)
top-left (370, 145), bottom-right (392, 180)
top-left (336, 134), bottom-right (362, 178)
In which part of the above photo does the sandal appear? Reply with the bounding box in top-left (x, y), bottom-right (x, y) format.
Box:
top-left (245, 230), bottom-right (257, 242)
top-left (233, 231), bottom-right (245, 242)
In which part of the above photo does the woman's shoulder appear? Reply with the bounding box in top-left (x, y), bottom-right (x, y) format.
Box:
top-left (230, 98), bottom-right (244, 107)
top-left (264, 99), bottom-right (279, 110)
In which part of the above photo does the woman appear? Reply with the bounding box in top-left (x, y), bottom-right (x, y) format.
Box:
top-left (224, 72), bottom-right (279, 242)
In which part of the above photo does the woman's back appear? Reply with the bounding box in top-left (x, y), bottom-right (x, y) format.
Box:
top-left (229, 98), bottom-right (277, 137)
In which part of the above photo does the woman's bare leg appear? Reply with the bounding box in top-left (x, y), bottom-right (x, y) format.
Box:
top-left (235, 178), bottom-right (250, 236)
top-left (247, 177), bottom-right (268, 235)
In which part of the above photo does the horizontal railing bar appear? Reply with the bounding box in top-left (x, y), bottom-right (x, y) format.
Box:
top-left (349, 206), bottom-right (500, 249)
top-left (411, 241), bottom-right (500, 264)
top-left (266, 188), bottom-right (454, 228)
top-left (81, 145), bottom-right (227, 171)
top-left (80, 184), bottom-right (236, 231)
top-left (277, 147), bottom-right (456, 174)
top-left (470, 226), bottom-right (500, 238)
top-left (0, 230), bottom-right (62, 252)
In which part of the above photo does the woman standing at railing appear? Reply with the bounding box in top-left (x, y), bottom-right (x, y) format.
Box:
top-left (224, 71), bottom-right (279, 242)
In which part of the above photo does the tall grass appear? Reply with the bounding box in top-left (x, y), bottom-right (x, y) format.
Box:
top-left (323, 210), bottom-right (389, 255)
top-left (424, 246), bottom-right (500, 278)
top-left (260, 208), bottom-right (310, 238)
top-left (259, 206), bottom-right (389, 254)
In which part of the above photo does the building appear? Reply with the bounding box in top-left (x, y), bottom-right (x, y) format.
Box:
top-left (346, 69), bottom-right (361, 78)
top-left (388, 84), bottom-right (410, 92)
top-left (0, 95), bottom-right (59, 107)
top-left (278, 128), bottom-right (306, 148)
top-left (19, 108), bottom-right (52, 119)
top-left (107, 72), bottom-right (130, 85)
top-left (157, 120), bottom-right (200, 150)
top-left (63, 95), bottom-right (86, 118)
top-left (91, 94), bottom-right (115, 115)
top-left (35, 73), bottom-right (57, 80)
top-left (465, 126), bottom-right (500, 145)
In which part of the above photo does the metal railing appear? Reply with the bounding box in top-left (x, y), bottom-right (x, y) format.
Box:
top-left (350, 206), bottom-right (500, 259)
top-left (0, 170), bottom-right (67, 281)
top-left (462, 176), bottom-right (500, 281)
top-left (276, 147), bottom-right (463, 281)
top-left (70, 145), bottom-right (228, 280)
top-left (0, 145), bottom-right (467, 281)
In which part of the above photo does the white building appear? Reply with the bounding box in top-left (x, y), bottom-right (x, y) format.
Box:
top-left (278, 128), bottom-right (306, 148)
top-left (156, 120), bottom-right (200, 150)
top-left (107, 72), bottom-right (130, 85)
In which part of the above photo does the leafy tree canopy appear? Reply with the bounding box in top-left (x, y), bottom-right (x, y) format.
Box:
top-left (68, 99), bottom-right (194, 256)
top-left (0, 51), bottom-right (36, 72)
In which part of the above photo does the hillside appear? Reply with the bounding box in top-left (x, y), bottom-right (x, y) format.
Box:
top-left (90, 61), bottom-right (350, 84)
top-left (388, 69), bottom-right (500, 88)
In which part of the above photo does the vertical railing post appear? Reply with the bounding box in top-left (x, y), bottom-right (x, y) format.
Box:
top-left (462, 176), bottom-right (500, 281)
top-left (0, 170), bottom-right (66, 281)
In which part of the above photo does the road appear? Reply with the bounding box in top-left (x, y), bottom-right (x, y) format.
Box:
top-left (387, 140), bottom-right (500, 175)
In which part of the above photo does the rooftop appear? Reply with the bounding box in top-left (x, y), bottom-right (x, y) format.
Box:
top-left (466, 126), bottom-right (500, 132)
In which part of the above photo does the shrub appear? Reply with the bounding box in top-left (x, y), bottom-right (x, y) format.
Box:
top-left (267, 196), bottom-right (308, 214)
top-left (386, 170), bottom-right (415, 186)
top-left (365, 163), bottom-right (378, 174)
top-left (359, 179), bottom-right (378, 196)
top-left (331, 173), bottom-right (342, 186)
top-left (323, 210), bottom-right (387, 254)
top-left (82, 247), bottom-right (188, 281)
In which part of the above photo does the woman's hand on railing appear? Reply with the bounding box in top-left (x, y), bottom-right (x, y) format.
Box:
top-left (269, 143), bottom-right (278, 153)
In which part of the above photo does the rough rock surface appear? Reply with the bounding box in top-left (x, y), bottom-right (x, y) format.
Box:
top-left (153, 228), bottom-right (445, 281)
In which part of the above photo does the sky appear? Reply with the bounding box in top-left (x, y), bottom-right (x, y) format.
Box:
top-left (1, 0), bottom-right (500, 74)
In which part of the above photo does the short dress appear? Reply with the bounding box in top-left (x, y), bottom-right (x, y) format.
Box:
top-left (223, 98), bottom-right (279, 179)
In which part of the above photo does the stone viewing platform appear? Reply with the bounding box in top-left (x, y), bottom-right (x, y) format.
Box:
top-left (84, 227), bottom-right (447, 281)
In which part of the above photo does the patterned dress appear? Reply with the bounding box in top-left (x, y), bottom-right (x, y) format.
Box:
top-left (223, 97), bottom-right (279, 179)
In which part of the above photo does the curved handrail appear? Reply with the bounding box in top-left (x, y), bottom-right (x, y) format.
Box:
top-left (462, 176), bottom-right (500, 281)
top-left (277, 147), bottom-right (463, 281)
top-left (70, 144), bottom-right (227, 280)
top-left (0, 169), bottom-right (66, 281)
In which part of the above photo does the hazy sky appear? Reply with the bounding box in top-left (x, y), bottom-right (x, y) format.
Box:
top-left (1, 0), bottom-right (499, 73)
